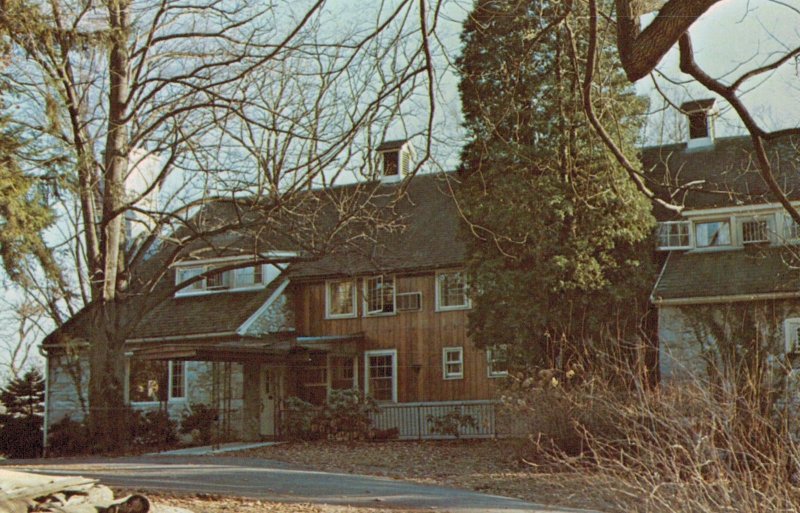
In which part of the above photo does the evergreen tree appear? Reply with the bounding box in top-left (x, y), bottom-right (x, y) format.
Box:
top-left (0, 369), bottom-right (45, 457)
top-left (456, 0), bottom-right (655, 370)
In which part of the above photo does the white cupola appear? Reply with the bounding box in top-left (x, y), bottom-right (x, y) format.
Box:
top-left (681, 98), bottom-right (717, 150)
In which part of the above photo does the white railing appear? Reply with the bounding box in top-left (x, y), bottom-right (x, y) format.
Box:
top-left (370, 400), bottom-right (498, 439)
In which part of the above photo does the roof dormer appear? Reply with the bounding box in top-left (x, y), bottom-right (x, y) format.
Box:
top-left (375, 139), bottom-right (415, 182)
top-left (681, 99), bottom-right (717, 150)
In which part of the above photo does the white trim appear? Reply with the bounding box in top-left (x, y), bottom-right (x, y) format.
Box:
top-left (171, 251), bottom-right (297, 268)
top-left (785, 318), bottom-right (800, 354)
top-left (653, 291), bottom-right (800, 306)
top-left (442, 346), bottom-right (464, 380)
top-left (364, 349), bottom-right (398, 402)
top-left (324, 278), bottom-right (358, 319)
top-left (363, 275), bottom-right (397, 316)
top-left (687, 136), bottom-right (714, 150)
top-left (237, 278), bottom-right (291, 335)
top-left (683, 202), bottom-right (800, 218)
top-left (435, 270), bottom-right (471, 312)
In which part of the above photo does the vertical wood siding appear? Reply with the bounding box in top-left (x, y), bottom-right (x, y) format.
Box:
top-left (293, 273), bottom-right (500, 403)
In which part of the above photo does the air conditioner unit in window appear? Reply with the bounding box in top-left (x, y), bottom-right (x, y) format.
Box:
top-left (396, 292), bottom-right (422, 312)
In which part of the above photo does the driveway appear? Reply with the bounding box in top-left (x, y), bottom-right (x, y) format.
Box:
top-left (3, 455), bottom-right (599, 513)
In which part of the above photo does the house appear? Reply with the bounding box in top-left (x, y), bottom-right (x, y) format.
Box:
top-left (41, 141), bottom-right (510, 444)
top-left (646, 99), bottom-right (800, 382)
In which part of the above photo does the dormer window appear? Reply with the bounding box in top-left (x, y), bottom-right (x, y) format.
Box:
top-left (656, 221), bottom-right (691, 250)
top-left (681, 99), bottom-right (717, 150)
top-left (174, 262), bottom-right (282, 295)
top-left (695, 220), bottom-right (731, 248)
top-left (375, 139), bottom-right (415, 182)
top-left (741, 219), bottom-right (769, 245)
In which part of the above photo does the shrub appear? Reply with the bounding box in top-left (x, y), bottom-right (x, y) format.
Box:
top-left (281, 396), bottom-right (321, 441)
top-left (180, 404), bottom-right (219, 445)
top-left (130, 409), bottom-right (178, 448)
top-left (281, 390), bottom-right (378, 441)
top-left (47, 416), bottom-right (90, 456)
top-left (427, 408), bottom-right (478, 438)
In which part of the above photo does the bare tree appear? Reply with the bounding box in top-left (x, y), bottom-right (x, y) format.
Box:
top-left (0, 298), bottom-right (46, 380)
top-left (0, 0), bottom-right (439, 450)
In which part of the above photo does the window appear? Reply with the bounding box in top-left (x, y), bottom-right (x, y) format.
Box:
top-left (364, 275), bottom-right (395, 315)
top-left (786, 318), bottom-right (800, 354)
top-left (786, 216), bottom-right (800, 241)
top-left (326, 279), bottom-right (356, 318)
top-left (129, 359), bottom-right (186, 403)
top-left (436, 271), bottom-right (470, 311)
top-left (383, 151), bottom-right (399, 177)
top-left (330, 356), bottom-right (357, 390)
top-left (234, 265), bottom-right (264, 287)
top-left (741, 219), bottom-right (769, 244)
top-left (396, 292), bottom-right (422, 312)
top-left (205, 270), bottom-right (229, 289)
top-left (487, 346), bottom-right (509, 378)
top-left (365, 350), bottom-right (397, 402)
top-left (695, 220), bottom-right (731, 248)
top-left (176, 267), bottom-right (205, 291)
top-left (688, 112), bottom-right (709, 139)
top-left (443, 347), bottom-right (464, 380)
top-left (656, 221), bottom-right (691, 250)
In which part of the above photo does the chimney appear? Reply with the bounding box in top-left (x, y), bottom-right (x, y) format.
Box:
top-left (375, 139), bottom-right (415, 182)
top-left (681, 98), bottom-right (717, 150)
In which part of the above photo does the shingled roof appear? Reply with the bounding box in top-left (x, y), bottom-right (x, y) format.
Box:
top-left (648, 135), bottom-right (800, 303)
top-left (652, 247), bottom-right (800, 303)
top-left (642, 135), bottom-right (800, 216)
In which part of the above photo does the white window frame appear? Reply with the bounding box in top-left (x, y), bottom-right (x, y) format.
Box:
top-left (740, 217), bottom-right (772, 245)
top-left (656, 221), bottom-right (692, 250)
top-left (127, 359), bottom-right (187, 405)
top-left (785, 318), bottom-right (800, 354)
top-left (435, 270), bottom-right (471, 311)
top-left (363, 275), bottom-right (396, 316)
top-left (325, 279), bottom-right (357, 319)
top-left (364, 349), bottom-right (398, 402)
top-left (486, 346), bottom-right (509, 378)
top-left (694, 219), bottom-right (732, 248)
top-left (175, 263), bottom-right (281, 296)
top-left (442, 347), bottom-right (464, 380)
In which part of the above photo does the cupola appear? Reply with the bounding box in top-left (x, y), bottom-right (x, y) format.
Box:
top-left (681, 98), bottom-right (717, 150)
top-left (375, 139), bottom-right (415, 182)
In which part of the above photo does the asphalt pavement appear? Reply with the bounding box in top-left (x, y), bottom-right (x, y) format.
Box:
top-left (2, 454), bottom-right (601, 513)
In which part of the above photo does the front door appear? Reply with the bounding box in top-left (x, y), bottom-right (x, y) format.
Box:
top-left (259, 366), bottom-right (283, 437)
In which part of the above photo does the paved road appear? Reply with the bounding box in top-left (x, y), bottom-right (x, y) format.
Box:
top-left (3, 455), bottom-right (599, 513)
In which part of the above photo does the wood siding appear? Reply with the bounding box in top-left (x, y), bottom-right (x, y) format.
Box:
top-left (292, 273), bottom-right (500, 403)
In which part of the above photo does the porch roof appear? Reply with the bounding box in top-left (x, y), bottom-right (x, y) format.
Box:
top-left (128, 332), bottom-right (364, 361)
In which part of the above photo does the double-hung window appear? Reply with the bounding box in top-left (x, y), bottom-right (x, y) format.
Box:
top-left (129, 359), bottom-right (186, 403)
top-left (443, 347), bottom-right (464, 380)
top-left (436, 271), bottom-right (470, 311)
top-left (487, 345), bottom-right (509, 378)
top-left (695, 220), bottom-right (731, 248)
top-left (785, 318), bottom-right (800, 354)
top-left (326, 279), bottom-right (357, 318)
top-left (365, 350), bottom-right (397, 402)
top-left (364, 275), bottom-right (395, 315)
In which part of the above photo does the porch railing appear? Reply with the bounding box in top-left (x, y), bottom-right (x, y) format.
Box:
top-left (370, 400), bottom-right (499, 439)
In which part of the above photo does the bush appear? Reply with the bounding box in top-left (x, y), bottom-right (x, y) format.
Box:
top-left (180, 404), bottom-right (219, 445)
top-left (0, 415), bottom-right (43, 458)
top-left (130, 409), bottom-right (178, 448)
top-left (47, 416), bottom-right (90, 456)
top-left (281, 390), bottom-right (378, 441)
top-left (426, 408), bottom-right (478, 439)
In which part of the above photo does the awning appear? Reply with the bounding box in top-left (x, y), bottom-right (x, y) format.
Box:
top-left (126, 332), bottom-right (364, 361)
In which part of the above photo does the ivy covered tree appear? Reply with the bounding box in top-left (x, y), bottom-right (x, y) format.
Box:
top-left (456, 0), bottom-right (655, 371)
top-left (0, 369), bottom-right (45, 458)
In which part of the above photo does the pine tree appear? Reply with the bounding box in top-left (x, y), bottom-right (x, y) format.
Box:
top-left (0, 369), bottom-right (45, 457)
top-left (456, 0), bottom-right (655, 370)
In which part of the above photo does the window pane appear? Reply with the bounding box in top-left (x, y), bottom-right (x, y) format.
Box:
top-left (438, 272), bottom-right (468, 308)
top-left (742, 220), bottom-right (769, 243)
top-left (368, 354), bottom-right (394, 401)
top-left (328, 280), bottom-right (355, 316)
top-left (488, 346), bottom-right (509, 377)
top-left (130, 360), bottom-right (168, 402)
top-left (366, 276), bottom-right (394, 314)
top-left (177, 268), bottom-right (204, 290)
top-left (170, 361), bottom-right (185, 399)
top-left (657, 222), bottom-right (690, 248)
top-left (235, 266), bottom-right (263, 287)
top-left (695, 221), bottom-right (731, 247)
